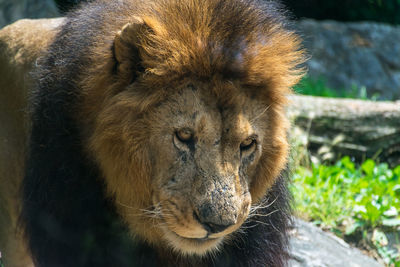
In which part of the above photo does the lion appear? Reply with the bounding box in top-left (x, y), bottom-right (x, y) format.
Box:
top-left (0, 0), bottom-right (304, 266)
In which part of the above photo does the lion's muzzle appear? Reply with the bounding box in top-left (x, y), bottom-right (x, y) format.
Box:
top-left (191, 173), bottom-right (249, 236)
top-left (194, 201), bottom-right (238, 234)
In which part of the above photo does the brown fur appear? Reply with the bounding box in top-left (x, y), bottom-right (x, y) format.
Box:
top-left (0, 18), bottom-right (64, 267)
top-left (1, 0), bottom-right (304, 266)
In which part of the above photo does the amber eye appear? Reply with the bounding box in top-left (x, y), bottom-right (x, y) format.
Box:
top-left (240, 137), bottom-right (256, 151)
top-left (175, 128), bottom-right (193, 143)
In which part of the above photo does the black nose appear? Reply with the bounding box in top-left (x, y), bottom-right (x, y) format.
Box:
top-left (201, 221), bottom-right (233, 234)
top-left (194, 204), bottom-right (236, 234)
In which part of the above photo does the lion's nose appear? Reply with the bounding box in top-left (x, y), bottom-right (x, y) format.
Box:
top-left (201, 221), bottom-right (233, 234)
top-left (194, 203), bottom-right (237, 234)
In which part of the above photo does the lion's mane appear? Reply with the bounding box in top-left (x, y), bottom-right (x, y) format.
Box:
top-left (20, 0), bottom-right (304, 266)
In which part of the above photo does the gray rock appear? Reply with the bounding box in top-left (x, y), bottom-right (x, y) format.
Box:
top-left (297, 19), bottom-right (400, 100)
top-left (289, 219), bottom-right (383, 267)
top-left (0, 0), bottom-right (59, 28)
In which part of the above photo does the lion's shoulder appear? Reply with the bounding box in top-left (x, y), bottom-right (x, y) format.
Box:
top-left (0, 18), bottom-right (64, 267)
top-left (0, 18), bottom-right (64, 68)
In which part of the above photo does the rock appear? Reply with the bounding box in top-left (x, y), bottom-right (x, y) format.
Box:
top-left (289, 219), bottom-right (383, 267)
top-left (287, 95), bottom-right (400, 167)
top-left (0, 0), bottom-right (59, 28)
top-left (297, 19), bottom-right (400, 100)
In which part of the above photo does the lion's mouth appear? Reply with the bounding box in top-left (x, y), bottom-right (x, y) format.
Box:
top-left (160, 224), bottom-right (224, 255)
top-left (153, 196), bottom-right (251, 255)
top-left (170, 228), bottom-right (217, 242)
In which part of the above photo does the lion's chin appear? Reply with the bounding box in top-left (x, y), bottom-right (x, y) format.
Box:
top-left (160, 225), bottom-right (224, 256)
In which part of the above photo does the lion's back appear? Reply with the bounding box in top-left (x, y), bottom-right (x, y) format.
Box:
top-left (0, 18), bottom-right (63, 267)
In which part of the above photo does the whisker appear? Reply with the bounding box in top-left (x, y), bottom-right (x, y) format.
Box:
top-left (250, 209), bottom-right (279, 218)
top-left (249, 195), bottom-right (279, 214)
top-left (250, 105), bottom-right (271, 124)
top-left (240, 224), bottom-right (258, 229)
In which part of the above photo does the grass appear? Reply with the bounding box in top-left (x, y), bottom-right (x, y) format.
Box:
top-left (293, 76), bottom-right (379, 100)
top-left (292, 157), bottom-right (400, 266)
top-left (290, 75), bottom-right (399, 265)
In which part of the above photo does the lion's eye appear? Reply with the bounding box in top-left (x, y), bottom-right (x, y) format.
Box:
top-left (240, 137), bottom-right (256, 152)
top-left (175, 128), bottom-right (193, 143)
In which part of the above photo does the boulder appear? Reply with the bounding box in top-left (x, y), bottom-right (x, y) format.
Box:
top-left (0, 0), bottom-right (59, 28)
top-left (288, 95), bottom-right (400, 167)
top-left (289, 219), bottom-right (383, 267)
top-left (298, 19), bottom-right (400, 100)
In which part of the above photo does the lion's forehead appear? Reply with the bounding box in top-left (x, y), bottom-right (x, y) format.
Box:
top-left (149, 86), bottom-right (266, 185)
top-left (154, 82), bottom-right (268, 141)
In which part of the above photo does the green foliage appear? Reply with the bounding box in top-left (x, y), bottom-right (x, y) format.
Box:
top-left (283, 0), bottom-right (400, 25)
top-left (293, 76), bottom-right (376, 99)
top-left (292, 157), bottom-right (400, 265)
top-left (372, 229), bottom-right (400, 267)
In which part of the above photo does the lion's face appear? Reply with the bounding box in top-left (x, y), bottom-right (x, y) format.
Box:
top-left (144, 80), bottom-right (271, 255)
top-left (88, 77), bottom-right (283, 256)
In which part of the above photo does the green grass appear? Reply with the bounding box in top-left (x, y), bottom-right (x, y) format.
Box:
top-left (293, 76), bottom-right (379, 100)
top-left (292, 75), bottom-right (396, 264)
top-left (292, 157), bottom-right (400, 266)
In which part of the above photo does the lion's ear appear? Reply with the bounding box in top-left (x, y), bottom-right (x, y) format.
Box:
top-left (113, 17), bottom-right (148, 80)
top-left (113, 16), bottom-right (166, 81)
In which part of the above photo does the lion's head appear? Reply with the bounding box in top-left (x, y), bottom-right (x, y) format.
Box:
top-left (77, 0), bottom-right (303, 256)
